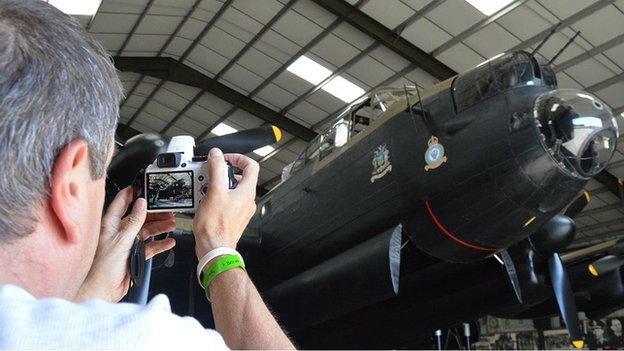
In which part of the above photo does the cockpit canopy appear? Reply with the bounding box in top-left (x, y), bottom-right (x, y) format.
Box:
top-left (281, 119), bottom-right (350, 181)
top-left (281, 86), bottom-right (419, 182)
top-left (452, 51), bottom-right (556, 113)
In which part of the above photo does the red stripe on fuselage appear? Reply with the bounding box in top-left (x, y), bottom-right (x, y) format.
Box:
top-left (423, 198), bottom-right (498, 252)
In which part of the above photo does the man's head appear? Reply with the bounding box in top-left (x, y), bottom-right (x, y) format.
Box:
top-left (0, 0), bottom-right (123, 297)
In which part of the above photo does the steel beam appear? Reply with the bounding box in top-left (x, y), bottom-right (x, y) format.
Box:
top-left (126, 0), bottom-right (233, 125)
top-left (608, 158), bottom-right (624, 171)
top-left (593, 169), bottom-right (623, 201)
top-left (311, 0), bottom-right (456, 80)
top-left (554, 33), bottom-right (624, 72)
top-left (120, 0), bottom-right (204, 108)
top-left (193, 0), bottom-right (366, 140)
top-left (431, 0), bottom-right (528, 56)
top-left (116, 0), bottom-right (156, 56)
top-left (577, 217), bottom-right (622, 232)
top-left (508, 0), bottom-right (616, 52)
top-left (126, 80), bottom-right (165, 125)
top-left (392, 0), bottom-right (445, 36)
top-left (281, 44), bottom-right (378, 113)
top-left (577, 202), bottom-right (623, 219)
top-left (114, 56), bottom-right (317, 141)
top-left (259, 138), bottom-right (298, 163)
top-left (165, 0), bottom-right (299, 136)
top-left (586, 73), bottom-right (624, 93)
top-left (280, 0), bottom-right (441, 115)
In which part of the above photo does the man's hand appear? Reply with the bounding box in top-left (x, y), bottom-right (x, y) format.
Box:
top-left (194, 149), bottom-right (295, 349)
top-left (193, 148), bottom-right (259, 259)
top-left (75, 187), bottom-right (176, 303)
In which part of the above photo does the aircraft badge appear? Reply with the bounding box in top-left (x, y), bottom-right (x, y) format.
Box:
top-left (370, 144), bottom-right (392, 183)
top-left (424, 135), bottom-right (447, 171)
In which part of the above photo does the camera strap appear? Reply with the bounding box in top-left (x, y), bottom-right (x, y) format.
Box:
top-left (129, 236), bottom-right (145, 287)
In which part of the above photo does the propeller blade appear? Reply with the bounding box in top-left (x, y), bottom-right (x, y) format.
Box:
top-left (564, 191), bottom-right (591, 218)
top-left (195, 126), bottom-right (282, 156)
top-left (588, 255), bottom-right (624, 276)
top-left (108, 133), bottom-right (166, 190)
top-left (499, 250), bottom-right (523, 304)
top-left (548, 253), bottom-right (584, 348)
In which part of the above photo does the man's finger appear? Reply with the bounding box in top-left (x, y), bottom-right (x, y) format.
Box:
top-left (145, 238), bottom-right (176, 260)
top-left (224, 153), bottom-right (259, 192)
top-left (102, 187), bottom-right (133, 229)
top-left (208, 148), bottom-right (228, 190)
top-left (139, 219), bottom-right (177, 239)
top-left (120, 198), bottom-right (148, 240)
top-left (145, 212), bottom-right (174, 223)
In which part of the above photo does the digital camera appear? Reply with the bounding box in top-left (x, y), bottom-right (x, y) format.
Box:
top-left (144, 135), bottom-right (236, 213)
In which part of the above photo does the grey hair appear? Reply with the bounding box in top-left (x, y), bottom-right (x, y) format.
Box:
top-left (0, 0), bottom-right (123, 238)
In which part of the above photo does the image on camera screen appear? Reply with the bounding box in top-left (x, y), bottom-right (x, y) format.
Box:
top-left (147, 171), bottom-right (194, 210)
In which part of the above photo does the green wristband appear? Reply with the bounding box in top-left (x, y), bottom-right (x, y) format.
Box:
top-left (201, 254), bottom-right (246, 292)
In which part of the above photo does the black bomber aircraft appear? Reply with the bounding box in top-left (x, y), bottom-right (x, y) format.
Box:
top-left (108, 49), bottom-right (622, 349)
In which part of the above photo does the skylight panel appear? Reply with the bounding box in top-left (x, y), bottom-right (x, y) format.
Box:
top-left (287, 56), bottom-right (332, 85)
top-left (464, 0), bottom-right (514, 16)
top-left (47, 0), bottom-right (102, 16)
top-left (288, 55), bottom-right (366, 103)
top-left (322, 76), bottom-right (366, 103)
top-left (211, 123), bottom-right (238, 136)
top-left (253, 145), bottom-right (275, 157)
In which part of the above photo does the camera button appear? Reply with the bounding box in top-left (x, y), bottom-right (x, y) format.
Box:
top-left (201, 185), bottom-right (208, 195)
top-left (198, 175), bottom-right (204, 182)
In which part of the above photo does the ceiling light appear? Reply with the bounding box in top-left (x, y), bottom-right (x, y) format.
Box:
top-left (287, 55), bottom-right (332, 85)
top-left (47, 0), bottom-right (102, 16)
top-left (287, 55), bottom-right (366, 103)
top-left (620, 112), bottom-right (624, 118)
top-left (253, 145), bottom-right (275, 157)
top-left (211, 123), bottom-right (238, 136)
top-left (322, 76), bottom-right (366, 103)
top-left (464, 0), bottom-right (514, 16)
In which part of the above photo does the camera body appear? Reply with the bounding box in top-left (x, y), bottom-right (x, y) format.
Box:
top-left (144, 136), bottom-right (235, 213)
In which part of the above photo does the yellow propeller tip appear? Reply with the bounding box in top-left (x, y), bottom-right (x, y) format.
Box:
top-left (588, 264), bottom-right (599, 276)
top-left (583, 191), bottom-right (591, 202)
top-left (271, 126), bottom-right (282, 142)
top-left (523, 216), bottom-right (536, 227)
top-left (572, 340), bottom-right (584, 349)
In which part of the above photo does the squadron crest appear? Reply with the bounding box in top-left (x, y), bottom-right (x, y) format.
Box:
top-left (370, 144), bottom-right (392, 183)
top-left (424, 136), bottom-right (447, 171)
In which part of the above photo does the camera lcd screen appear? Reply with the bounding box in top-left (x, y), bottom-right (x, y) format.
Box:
top-left (146, 171), bottom-right (194, 210)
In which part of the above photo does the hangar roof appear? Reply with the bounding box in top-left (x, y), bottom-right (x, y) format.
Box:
top-left (81, 0), bottom-right (624, 247)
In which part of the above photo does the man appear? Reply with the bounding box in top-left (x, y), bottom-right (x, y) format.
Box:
top-left (0, 0), bottom-right (294, 349)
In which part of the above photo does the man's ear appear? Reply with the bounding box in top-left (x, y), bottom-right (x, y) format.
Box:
top-left (49, 140), bottom-right (91, 244)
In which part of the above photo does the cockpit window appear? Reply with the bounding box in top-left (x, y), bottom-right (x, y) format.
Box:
top-left (286, 120), bottom-right (350, 179)
top-left (452, 51), bottom-right (537, 112)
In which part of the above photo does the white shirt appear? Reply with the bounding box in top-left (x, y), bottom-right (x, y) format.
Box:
top-left (0, 285), bottom-right (228, 350)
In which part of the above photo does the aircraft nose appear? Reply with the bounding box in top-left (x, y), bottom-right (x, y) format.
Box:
top-left (534, 89), bottom-right (618, 177)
